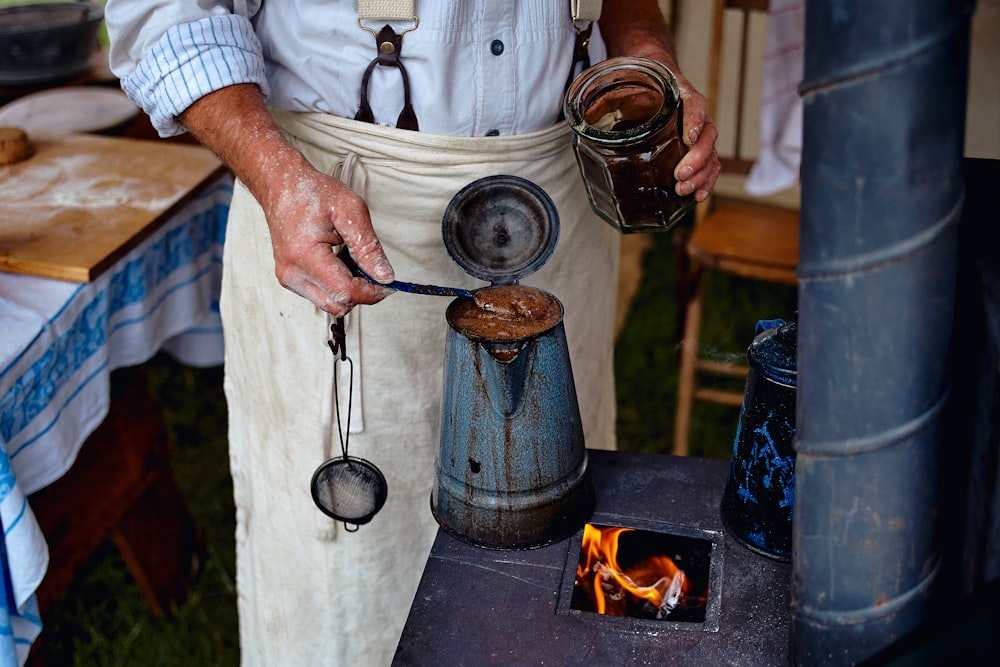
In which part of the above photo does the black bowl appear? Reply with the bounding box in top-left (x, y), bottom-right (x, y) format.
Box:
top-left (0, 3), bottom-right (104, 86)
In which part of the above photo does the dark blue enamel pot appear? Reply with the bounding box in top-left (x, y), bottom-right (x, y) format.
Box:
top-left (720, 319), bottom-right (798, 561)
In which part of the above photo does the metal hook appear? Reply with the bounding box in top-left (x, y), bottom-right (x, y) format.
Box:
top-left (328, 317), bottom-right (347, 362)
top-left (356, 16), bottom-right (419, 39)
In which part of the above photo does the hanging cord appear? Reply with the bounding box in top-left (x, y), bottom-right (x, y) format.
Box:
top-left (326, 317), bottom-right (360, 532)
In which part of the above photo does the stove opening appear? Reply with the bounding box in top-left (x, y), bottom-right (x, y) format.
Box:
top-left (570, 523), bottom-right (712, 623)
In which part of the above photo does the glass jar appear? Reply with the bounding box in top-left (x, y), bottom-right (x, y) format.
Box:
top-left (564, 56), bottom-right (696, 233)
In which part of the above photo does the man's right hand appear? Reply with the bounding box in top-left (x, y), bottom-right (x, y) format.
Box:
top-left (180, 84), bottom-right (394, 316)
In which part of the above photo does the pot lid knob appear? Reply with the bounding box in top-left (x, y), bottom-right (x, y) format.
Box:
top-left (441, 175), bottom-right (559, 285)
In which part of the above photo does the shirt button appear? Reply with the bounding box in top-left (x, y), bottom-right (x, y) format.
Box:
top-left (490, 40), bottom-right (504, 56)
top-left (485, 129), bottom-right (500, 137)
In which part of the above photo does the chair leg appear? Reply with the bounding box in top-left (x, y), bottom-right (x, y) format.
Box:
top-left (674, 263), bottom-right (705, 457)
top-left (672, 230), bottom-right (692, 346)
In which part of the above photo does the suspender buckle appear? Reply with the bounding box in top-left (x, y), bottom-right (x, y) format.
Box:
top-left (357, 16), bottom-right (419, 43)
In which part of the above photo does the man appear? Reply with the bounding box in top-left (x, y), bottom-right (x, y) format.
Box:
top-left (105, 2), bottom-right (719, 664)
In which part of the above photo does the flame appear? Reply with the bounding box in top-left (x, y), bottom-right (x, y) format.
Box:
top-left (575, 524), bottom-right (691, 619)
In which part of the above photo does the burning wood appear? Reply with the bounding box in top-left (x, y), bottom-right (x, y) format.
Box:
top-left (574, 524), bottom-right (694, 620)
top-left (593, 561), bottom-right (686, 619)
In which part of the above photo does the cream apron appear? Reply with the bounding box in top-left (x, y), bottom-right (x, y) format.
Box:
top-left (220, 112), bottom-right (619, 666)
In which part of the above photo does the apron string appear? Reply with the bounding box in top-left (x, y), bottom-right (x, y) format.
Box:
top-left (331, 154), bottom-right (367, 437)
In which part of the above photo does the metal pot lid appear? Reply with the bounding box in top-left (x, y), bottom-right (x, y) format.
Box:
top-left (748, 319), bottom-right (797, 386)
top-left (442, 175), bottom-right (559, 285)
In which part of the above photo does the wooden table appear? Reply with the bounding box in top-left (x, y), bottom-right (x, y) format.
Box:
top-left (1, 132), bottom-right (224, 282)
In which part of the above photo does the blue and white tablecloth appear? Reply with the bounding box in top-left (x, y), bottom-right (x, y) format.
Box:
top-left (0, 174), bottom-right (232, 666)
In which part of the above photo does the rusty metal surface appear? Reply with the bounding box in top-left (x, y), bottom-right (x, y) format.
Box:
top-left (433, 320), bottom-right (592, 550)
top-left (395, 450), bottom-right (792, 666)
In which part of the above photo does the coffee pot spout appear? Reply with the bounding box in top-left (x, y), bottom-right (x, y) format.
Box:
top-left (478, 340), bottom-right (531, 416)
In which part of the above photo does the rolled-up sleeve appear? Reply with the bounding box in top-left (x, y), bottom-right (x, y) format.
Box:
top-left (107, 8), bottom-right (268, 137)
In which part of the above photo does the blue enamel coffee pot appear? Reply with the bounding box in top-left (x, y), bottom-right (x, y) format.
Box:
top-left (430, 175), bottom-right (594, 550)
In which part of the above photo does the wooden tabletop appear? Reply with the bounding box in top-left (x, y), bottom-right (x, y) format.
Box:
top-left (0, 132), bottom-right (224, 282)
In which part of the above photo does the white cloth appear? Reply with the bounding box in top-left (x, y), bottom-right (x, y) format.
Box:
top-left (744, 0), bottom-right (805, 196)
top-left (220, 111), bottom-right (618, 666)
top-left (104, 0), bottom-right (608, 137)
top-left (0, 175), bottom-right (231, 667)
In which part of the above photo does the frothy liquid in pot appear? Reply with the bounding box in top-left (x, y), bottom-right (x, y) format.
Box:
top-left (448, 285), bottom-right (562, 340)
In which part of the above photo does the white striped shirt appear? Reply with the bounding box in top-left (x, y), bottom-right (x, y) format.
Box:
top-left (104, 1), bottom-right (606, 137)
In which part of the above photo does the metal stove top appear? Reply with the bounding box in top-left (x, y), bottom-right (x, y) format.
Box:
top-left (394, 450), bottom-right (792, 665)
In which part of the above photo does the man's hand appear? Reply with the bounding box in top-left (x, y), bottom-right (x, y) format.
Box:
top-left (261, 149), bottom-right (394, 315)
top-left (672, 74), bottom-right (721, 203)
top-left (180, 84), bottom-right (393, 316)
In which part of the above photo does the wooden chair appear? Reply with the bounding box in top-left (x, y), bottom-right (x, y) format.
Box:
top-left (672, 0), bottom-right (800, 456)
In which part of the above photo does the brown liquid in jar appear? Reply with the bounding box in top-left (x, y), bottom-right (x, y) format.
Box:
top-left (448, 284), bottom-right (562, 340)
top-left (580, 117), bottom-right (691, 231)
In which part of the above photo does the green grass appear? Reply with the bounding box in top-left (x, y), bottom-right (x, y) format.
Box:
top-left (28, 362), bottom-right (238, 667)
top-left (615, 229), bottom-right (798, 458)
top-left (28, 227), bottom-right (796, 665)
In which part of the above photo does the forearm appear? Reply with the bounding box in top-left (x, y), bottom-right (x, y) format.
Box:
top-left (179, 83), bottom-right (392, 315)
top-left (598, 0), bottom-right (720, 201)
top-left (179, 84), bottom-right (310, 213)
top-left (598, 0), bottom-right (680, 71)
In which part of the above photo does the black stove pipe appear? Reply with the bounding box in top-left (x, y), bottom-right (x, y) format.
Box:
top-left (791, 1), bottom-right (975, 665)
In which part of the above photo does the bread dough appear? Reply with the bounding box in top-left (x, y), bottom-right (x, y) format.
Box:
top-left (0, 127), bottom-right (35, 165)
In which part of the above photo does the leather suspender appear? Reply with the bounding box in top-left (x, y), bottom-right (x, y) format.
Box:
top-left (356, 0), bottom-right (420, 130)
top-left (568, 0), bottom-right (602, 90)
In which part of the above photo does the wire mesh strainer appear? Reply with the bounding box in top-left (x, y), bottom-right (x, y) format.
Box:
top-left (310, 317), bottom-right (387, 531)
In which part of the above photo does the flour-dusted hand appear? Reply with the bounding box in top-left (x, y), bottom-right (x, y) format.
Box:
top-left (179, 84), bottom-right (394, 316)
top-left (261, 150), bottom-right (394, 315)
